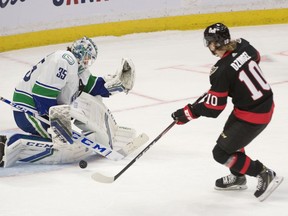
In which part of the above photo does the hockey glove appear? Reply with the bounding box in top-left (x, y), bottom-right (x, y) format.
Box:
top-left (171, 104), bottom-right (198, 125)
top-left (104, 58), bottom-right (135, 95)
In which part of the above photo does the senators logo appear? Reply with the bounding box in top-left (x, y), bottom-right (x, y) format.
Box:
top-left (53, 0), bottom-right (109, 6)
top-left (0, 0), bottom-right (109, 9)
top-left (210, 66), bottom-right (218, 76)
top-left (1, 0), bottom-right (26, 9)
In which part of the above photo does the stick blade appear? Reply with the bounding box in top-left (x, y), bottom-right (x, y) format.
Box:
top-left (91, 172), bottom-right (115, 183)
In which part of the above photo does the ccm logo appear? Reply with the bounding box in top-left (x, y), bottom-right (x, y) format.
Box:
top-left (72, 132), bottom-right (107, 153)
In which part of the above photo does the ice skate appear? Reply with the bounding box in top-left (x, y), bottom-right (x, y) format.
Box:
top-left (254, 167), bottom-right (284, 202)
top-left (215, 174), bottom-right (247, 190)
top-left (0, 135), bottom-right (7, 167)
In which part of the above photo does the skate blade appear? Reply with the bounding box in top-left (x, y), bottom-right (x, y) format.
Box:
top-left (258, 176), bottom-right (284, 202)
top-left (215, 184), bottom-right (248, 191)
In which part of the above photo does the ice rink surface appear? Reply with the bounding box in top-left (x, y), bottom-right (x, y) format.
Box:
top-left (0, 24), bottom-right (287, 216)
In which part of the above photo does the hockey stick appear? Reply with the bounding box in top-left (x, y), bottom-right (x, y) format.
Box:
top-left (0, 96), bottom-right (50, 125)
top-left (91, 121), bottom-right (176, 183)
top-left (0, 96), bottom-right (147, 161)
top-left (92, 92), bottom-right (208, 183)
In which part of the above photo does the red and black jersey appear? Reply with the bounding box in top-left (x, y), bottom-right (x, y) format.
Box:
top-left (192, 38), bottom-right (274, 124)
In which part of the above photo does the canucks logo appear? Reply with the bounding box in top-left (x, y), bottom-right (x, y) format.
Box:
top-left (62, 53), bottom-right (75, 65)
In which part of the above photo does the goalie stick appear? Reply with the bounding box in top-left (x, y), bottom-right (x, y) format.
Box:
top-left (0, 96), bottom-right (148, 161)
top-left (92, 92), bottom-right (208, 183)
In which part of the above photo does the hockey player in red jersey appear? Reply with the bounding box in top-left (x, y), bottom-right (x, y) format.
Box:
top-left (171, 23), bottom-right (283, 201)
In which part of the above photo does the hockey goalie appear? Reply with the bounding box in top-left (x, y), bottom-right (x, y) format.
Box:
top-left (0, 36), bottom-right (148, 168)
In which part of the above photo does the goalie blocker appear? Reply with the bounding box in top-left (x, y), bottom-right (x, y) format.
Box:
top-left (0, 92), bottom-right (148, 167)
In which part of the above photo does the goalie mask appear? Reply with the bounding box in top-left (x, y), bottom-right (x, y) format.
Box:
top-left (70, 36), bottom-right (98, 74)
top-left (203, 23), bottom-right (230, 49)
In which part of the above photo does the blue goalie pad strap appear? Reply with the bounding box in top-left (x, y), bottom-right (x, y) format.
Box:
top-left (50, 119), bottom-right (73, 144)
top-left (19, 148), bottom-right (54, 163)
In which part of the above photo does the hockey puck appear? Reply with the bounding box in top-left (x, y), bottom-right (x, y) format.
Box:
top-left (79, 160), bottom-right (88, 169)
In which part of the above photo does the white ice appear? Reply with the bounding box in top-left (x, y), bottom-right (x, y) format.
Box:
top-left (0, 24), bottom-right (288, 216)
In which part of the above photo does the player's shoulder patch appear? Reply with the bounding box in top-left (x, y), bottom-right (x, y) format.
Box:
top-left (210, 66), bottom-right (218, 76)
top-left (62, 53), bottom-right (75, 65)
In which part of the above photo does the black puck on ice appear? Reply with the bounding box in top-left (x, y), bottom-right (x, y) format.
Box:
top-left (79, 160), bottom-right (88, 169)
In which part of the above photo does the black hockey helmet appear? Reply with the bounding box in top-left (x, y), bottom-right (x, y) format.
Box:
top-left (204, 23), bottom-right (230, 48)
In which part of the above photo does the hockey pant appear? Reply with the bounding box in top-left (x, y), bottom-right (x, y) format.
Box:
top-left (213, 114), bottom-right (268, 177)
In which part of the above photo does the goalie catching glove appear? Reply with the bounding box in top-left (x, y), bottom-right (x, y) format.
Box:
top-left (172, 104), bottom-right (199, 125)
top-left (104, 58), bottom-right (135, 95)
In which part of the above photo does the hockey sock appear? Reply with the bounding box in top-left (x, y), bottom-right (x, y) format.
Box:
top-left (229, 152), bottom-right (264, 177)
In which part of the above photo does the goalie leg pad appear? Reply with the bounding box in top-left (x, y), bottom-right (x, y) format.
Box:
top-left (72, 93), bottom-right (117, 149)
top-left (3, 133), bottom-right (52, 167)
top-left (24, 145), bottom-right (93, 164)
top-left (71, 92), bottom-right (147, 156)
top-left (117, 133), bottom-right (149, 156)
top-left (3, 133), bottom-right (93, 166)
top-left (49, 105), bottom-right (73, 146)
top-left (71, 93), bottom-right (117, 132)
top-left (113, 126), bottom-right (136, 148)
top-left (0, 136), bottom-right (7, 167)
